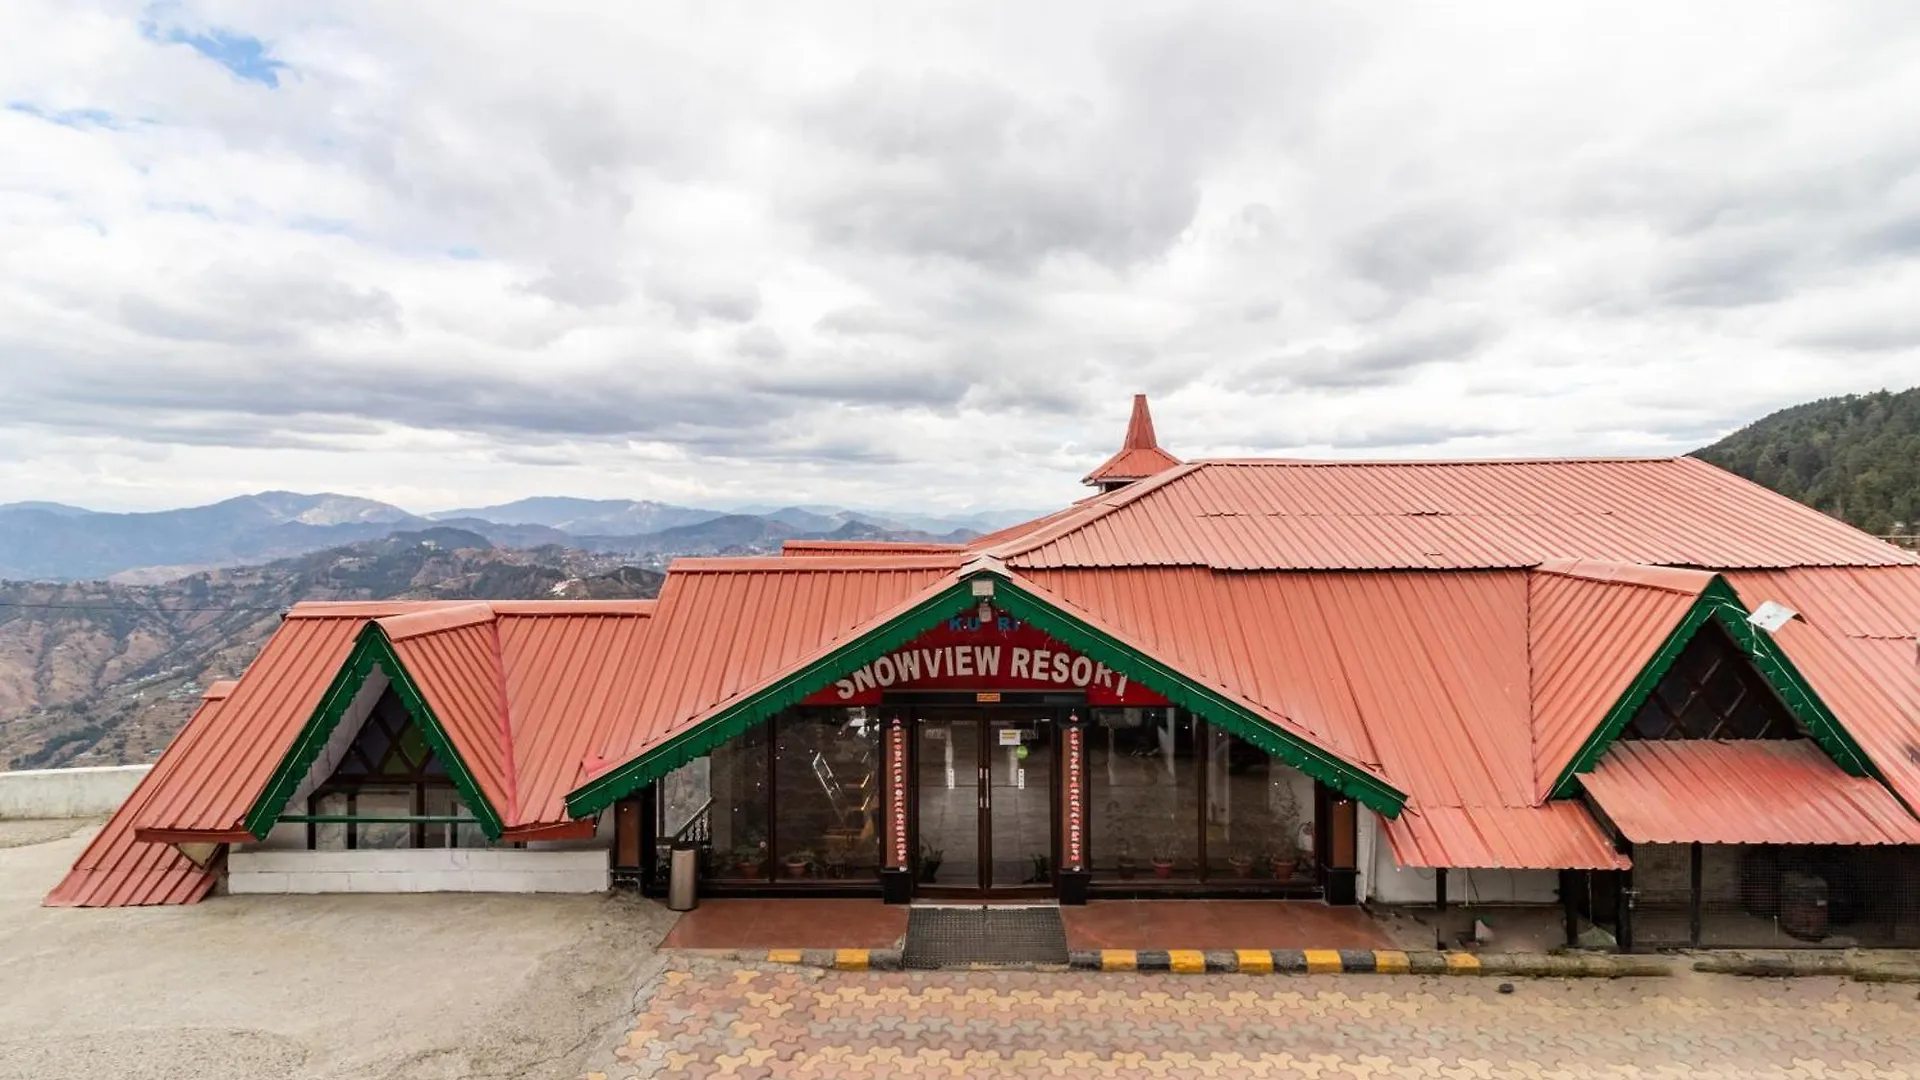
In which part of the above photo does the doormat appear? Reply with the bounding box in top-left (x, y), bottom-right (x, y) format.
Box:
top-left (902, 906), bottom-right (1069, 969)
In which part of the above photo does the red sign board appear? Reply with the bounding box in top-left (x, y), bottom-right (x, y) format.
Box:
top-left (799, 612), bottom-right (1167, 706)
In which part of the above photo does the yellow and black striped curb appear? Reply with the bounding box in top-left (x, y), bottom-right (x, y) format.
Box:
top-left (753, 948), bottom-right (1670, 977)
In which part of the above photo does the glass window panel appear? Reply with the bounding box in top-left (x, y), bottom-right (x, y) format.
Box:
top-left (421, 787), bottom-right (464, 849)
top-left (708, 725), bottom-right (770, 880)
top-left (773, 710), bottom-right (879, 881)
top-left (354, 788), bottom-right (413, 850)
top-left (1088, 707), bottom-right (1200, 880)
top-left (1205, 727), bottom-right (1315, 881)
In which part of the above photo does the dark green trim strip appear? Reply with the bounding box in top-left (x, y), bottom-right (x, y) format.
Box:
top-left (990, 578), bottom-right (1406, 816)
top-left (565, 569), bottom-right (1408, 819)
top-left (566, 580), bottom-right (984, 818)
top-left (242, 625), bottom-right (507, 840)
top-left (1549, 578), bottom-right (1874, 798)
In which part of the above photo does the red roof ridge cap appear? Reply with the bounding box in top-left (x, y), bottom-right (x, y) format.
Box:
top-left (992, 461), bottom-right (1205, 559)
top-left (1192, 455), bottom-right (1689, 467)
top-left (1532, 559), bottom-right (1716, 595)
top-left (285, 600), bottom-right (470, 619)
top-left (201, 680), bottom-right (239, 701)
top-left (375, 602), bottom-right (496, 642)
top-left (488, 600), bottom-right (657, 616)
top-left (666, 555), bottom-right (969, 573)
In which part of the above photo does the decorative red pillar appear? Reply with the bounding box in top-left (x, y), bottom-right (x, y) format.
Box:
top-left (1058, 711), bottom-right (1091, 904)
top-left (880, 713), bottom-right (913, 903)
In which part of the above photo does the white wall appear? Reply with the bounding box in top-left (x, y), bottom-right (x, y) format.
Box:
top-left (1363, 812), bottom-right (1562, 905)
top-left (227, 847), bottom-right (610, 894)
top-left (0, 764), bottom-right (151, 819)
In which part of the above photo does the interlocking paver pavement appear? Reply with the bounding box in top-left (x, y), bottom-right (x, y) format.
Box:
top-left (585, 958), bottom-right (1920, 1078)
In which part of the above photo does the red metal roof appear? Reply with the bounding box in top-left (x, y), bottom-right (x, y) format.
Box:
top-left (1725, 567), bottom-right (1920, 812)
top-left (783, 540), bottom-right (968, 556)
top-left (1003, 458), bottom-right (1919, 571)
top-left (44, 689), bottom-right (230, 907)
top-left (133, 611), bottom-right (370, 835)
top-left (586, 558), bottom-right (963, 777)
top-left (1582, 740), bottom-right (1920, 845)
top-left (1528, 560), bottom-right (1713, 799)
top-left (379, 604), bottom-right (516, 821)
top-left (1384, 803), bottom-right (1628, 870)
top-left (1083, 394), bottom-right (1182, 487)
top-left (54, 600), bottom-right (659, 905)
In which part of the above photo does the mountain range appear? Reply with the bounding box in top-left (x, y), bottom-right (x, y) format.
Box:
top-left (0, 493), bottom-right (1029, 583)
top-left (0, 527), bottom-right (663, 770)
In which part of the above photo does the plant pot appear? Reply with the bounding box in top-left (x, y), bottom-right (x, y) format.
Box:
top-left (1228, 859), bottom-right (1255, 879)
top-left (1151, 859), bottom-right (1175, 880)
top-left (783, 859), bottom-right (811, 880)
top-left (1117, 861), bottom-right (1137, 881)
top-left (735, 860), bottom-right (766, 879)
top-left (919, 860), bottom-right (941, 883)
top-left (1271, 859), bottom-right (1295, 883)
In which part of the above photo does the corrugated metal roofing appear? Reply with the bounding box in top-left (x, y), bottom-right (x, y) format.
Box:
top-left (55, 600), bottom-right (659, 905)
top-left (586, 558), bottom-right (962, 777)
top-left (1383, 803), bottom-right (1628, 870)
top-left (44, 690), bottom-right (230, 907)
top-left (1528, 561), bottom-right (1713, 799)
top-left (132, 612), bottom-right (369, 835)
top-left (1726, 567), bottom-right (1920, 814)
top-left (379, 605), bottom-right (516, 820)
top-left (1000, 458), bottom-right (1919, 571)
top-left (500, 606), bottom-right (657, 826)
top-left (783, 540), bottom-right (968, 556)
top-left (1583, 740), bottom-right (1920, 845)
top-left (1083, 394), bottom-right (1182, 486)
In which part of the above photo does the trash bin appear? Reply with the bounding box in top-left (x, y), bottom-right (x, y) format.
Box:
top-left (668, 841), bottom-right (700, 912)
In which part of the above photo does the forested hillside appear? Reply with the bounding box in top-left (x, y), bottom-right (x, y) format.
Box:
top-left (1694, 388), bottom-right (1919, 539)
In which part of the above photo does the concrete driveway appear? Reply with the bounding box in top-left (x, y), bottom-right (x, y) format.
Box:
top-left (0, 820), bottom-right (675, 1080)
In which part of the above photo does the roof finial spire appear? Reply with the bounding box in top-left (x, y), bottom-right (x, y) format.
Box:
top-left (1083, 394), bottom-right (1182, 491)
top-left (1123, 393), bottom-right (1158, 450)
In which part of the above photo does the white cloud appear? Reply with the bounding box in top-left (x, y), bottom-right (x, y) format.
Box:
top-left (1, 0), bottom-right (1918, 514)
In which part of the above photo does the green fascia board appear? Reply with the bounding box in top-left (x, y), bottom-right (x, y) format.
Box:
top-left (241, 625), bottom-right (506, 840)
top-left (564, 569), bottom-right (1408, 820)
top-left (1548, 577), bottom-right (1873, 799)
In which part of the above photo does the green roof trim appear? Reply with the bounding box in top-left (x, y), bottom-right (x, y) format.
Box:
top-left (1548, 577), bottom-right (1873, 799)
top-left (242, 625), bottom-right (506, 840)
top-left (564, 568), bottom-right (1408, 820)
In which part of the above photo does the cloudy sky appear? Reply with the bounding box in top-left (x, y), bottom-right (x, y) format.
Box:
top-left (3, 2), bottom-right (1918, 516)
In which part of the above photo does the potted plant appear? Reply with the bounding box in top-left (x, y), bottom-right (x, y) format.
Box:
top-left (1269, 851), bottom-right (1295, 882)
top-left (1027, 853), bottom-right (1051, 884)
top-left (1227, 850), bottom-right (1256, 879)
top-left (731, 843), bottom-right (766, 878)
top-left (1151, 848), bottom-right (1177, 879)
top-left (918, 843), bottom-right (943, 883)
top-left (1116, 840), bottom-right (1137, 880)
top-left (783, 849), bottom-right (815, 879)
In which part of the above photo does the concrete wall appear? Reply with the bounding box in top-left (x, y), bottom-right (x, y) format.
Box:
top-left (0, 764), bottom-right (150, 820)
top-left (227, 847), bottom-right (610, 895)
top-left (1362, 812), bottom-right (1562, 905)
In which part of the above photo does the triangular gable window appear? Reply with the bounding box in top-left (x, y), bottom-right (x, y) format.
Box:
top-left (330, 688), bottom-right (451, 782)
top-left (1621, 621), bottom-right (1800, 742)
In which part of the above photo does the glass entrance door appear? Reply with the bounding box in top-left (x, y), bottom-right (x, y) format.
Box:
top-left (914, 708), bottom-right (1056, 895)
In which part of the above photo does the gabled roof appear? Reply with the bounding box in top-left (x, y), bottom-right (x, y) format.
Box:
top-left (568, 556), bottom-right (1411, 819)
top-left (1082, 394), bottom-right (1182, 487)
top-left (1528, 560), bottom-right (1715, 800)
top-left (1583, 740), bottom-right (1920, 845)
top-left (1023, 564), bottom-right (1626, 869)
top-left (783, 540), bottom-right (968, 556)
top-left (53, 599), bottom-right (660, 905)
top-left (1004, 457), bottom-right (1919, 571)
top-left (1725, 566), bottom-right (1920, 813)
